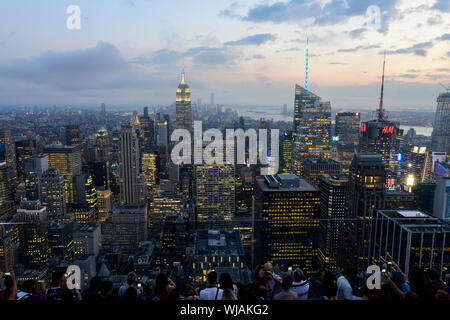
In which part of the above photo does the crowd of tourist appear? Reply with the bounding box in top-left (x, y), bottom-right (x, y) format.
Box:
top-left (1, 261), bottom-right (449, 301)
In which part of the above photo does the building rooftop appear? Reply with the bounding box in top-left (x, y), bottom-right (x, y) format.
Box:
top-left (194, 229), bottom-right (244, 257)
top-left (257, 174), bottom-right (317, 192)
top-left (378, 209), bottom-right (450, 233)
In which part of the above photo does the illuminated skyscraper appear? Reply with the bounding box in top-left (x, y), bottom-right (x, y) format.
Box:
top-left (96, 127), bottom-right (110, 162)
top-left (359, 54), bottom-right (403, 182)
top-left (0, 225), bottom-right (13, 271)
top-left (39, 168), bottom-right (67, 222)
top-left (142, 153), bottom-right (157, 188)
top-left (402, 146), bottom-right (429, 186)
top-left (14, 137), bottom-right (36, 180)
top-left (24, 155), bottom-right (49, 201)
top-left (196, 164), bottom-right (235, 228)
top-left (291, 87), bottom-right (332, 176)
top-left (0, 128), bottom-right (17, 188)
top-left (140, 107), bottom-right (155, 152)
top-left (0, 163), bottom-right (13, 218)
top-left (344, 154), bottom-right (385, 272)
top-left (370, 209), bottom-right (450, 277)
top-left (97, 189), bottom-right (112, 222)
top-left (431, 91), bottom-right (450, 155)
top-left (318, 174), bottom-right (348, 274)
top-left (44, 144), bottom-right (82, 203)
top-left (119, 124), bottom-right (140, 204)
top-left (303, 158), bottom-right (342, 187)
top-left (255, 174), bottom-right (320, 273)
top-left (17, 199), bottom-right (50, 267)
top-left (335, 112), bottom-right (360, 146)
top-left (176, 71), bottom-right (192, 132)
top-left (65, 125), bottom-right (81, 146)
top-left (279, 131), bottom-right (292, 174)
top-left (101, 203), bottom-right (147, 262)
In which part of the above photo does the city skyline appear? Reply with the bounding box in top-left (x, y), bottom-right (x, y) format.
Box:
top-left (0, 1), bottom-right (449, 108)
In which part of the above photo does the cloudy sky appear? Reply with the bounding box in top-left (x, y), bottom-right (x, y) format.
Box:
top-left (0, 0), bottom-right (449, 110)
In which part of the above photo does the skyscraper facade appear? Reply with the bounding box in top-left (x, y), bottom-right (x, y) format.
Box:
top-left (119, 124), bottom-right (140, 204)
top-left (335, 112), bottom-right (360, 146)
top-left (44, 144), bottom-right (82, 204)
top-left (39, 168), bottom-right (67, 222)
top-left (431, 92), bottom-right (450, 155)
top-left (318, 174), bottom-right (348, 274)
top-left (196, 164), bottom-right (235, 228)
top-left (291, 85), bottom-right (331, 176)
top-left (17, 199), bottom-right (50, 267)
top-left (176, 71), bottom-right (192, 132)
top-left (255, 174), bottom-right (320, 273)
top-left (344, 154), bottom-right (385, 272)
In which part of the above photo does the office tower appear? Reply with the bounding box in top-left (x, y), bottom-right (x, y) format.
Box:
top-left (69, 204), bottom-right (94, 224)
top-left (369, 209), bottom-right (450, 277)
top-left (149, 196), bottom-right (181, 230)
top-left (196, 164), bottom-right (235, 228)
top-left (44, 144), bottom-right (82, 203)
top-left (101, 204), bottom-right (147, 262)
top-left (142, 153), bottom-right (157, 187)
top-left (291, 86), bottom-right (331, 176)
top-left (414, 183), bottom-right (436, 214)
top-left (48, 221), bottom-right (74, 262)
top-left (193, 230), bottom-right (244, 279)
top-left (17, 199), bottom-right (50, 267)
top-left (383, 189), bottom-right (415, 209)
top-left (431, 91), bottom-right (450, 154)
top-left (156, 114), bottom-right (170, 148)
top-left (344, 154), bottom-right (385, 272)
top-left (176, 71), bottom-right (192, 132)
top-left (119, 124), bottom-right (140, 204)
top-left (97, 189), bottom-right (112, 222)
top-left (291, 40), bottom-right (331, 176)
top-left (318, 174), bottom-right (348, 274)
top-left (39, 168), bottom-right (67, 222)
top-left (433, 176), bottom-right (450, 220)
top-left (335, 112), bottom-right (360, 145)
top-left (73, 224), bottom-right (101, 258)
top-left (0, 226), bottom-right (13, 272)
top-left (179, 164), bottom-right (195, 202)
top-left (210, 92), bottom-right (214, 107)
top-left (0, 128), bottom-right (17, 187)
top-left (156, 114), bottom-right (170, 178)
top-left (73, 174), bottom-right (98, 218)
top-left (280, 131), bottom-right (293, 174)
top-left (255, 174), bottom-right (320, 273)
top-left (359, 55), bottom-right (403, 181)
top-left (159, 212), bottom-right (188, 267)
top-left (88, 161), bottom-right (110, 190)
top-left (96, 127), bottom-right (110, 162)
top-left (140, 107), bottom-right (155, 152)
top-left (101, 103), bottom-right (106, 119)
top-left (0, 163), bottom-right (14, 218)
top-left (65, 125), bottom-right (81, 146)
top-left (335, 143), bottom-right (356, 174)
top-left (23, 155), bottom-right (49, 201)
top-left (402, 146), bottom-right (429, 186)
top-left (14, 137), bottom-right (36, 180)
top-left (303, 158), bottom-right (342, 187)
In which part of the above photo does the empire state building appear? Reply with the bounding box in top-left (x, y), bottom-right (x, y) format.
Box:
top-left (176, 70), bottom-right (192, 132)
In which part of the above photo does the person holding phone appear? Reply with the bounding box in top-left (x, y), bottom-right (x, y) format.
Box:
top-left (263, 262), bottom-right (282, 300)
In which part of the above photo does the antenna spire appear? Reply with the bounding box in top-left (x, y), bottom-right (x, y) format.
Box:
top-left (305, 37), bottom-right (309, 93)
top-left (378, 51), bottom-right (386, 121)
